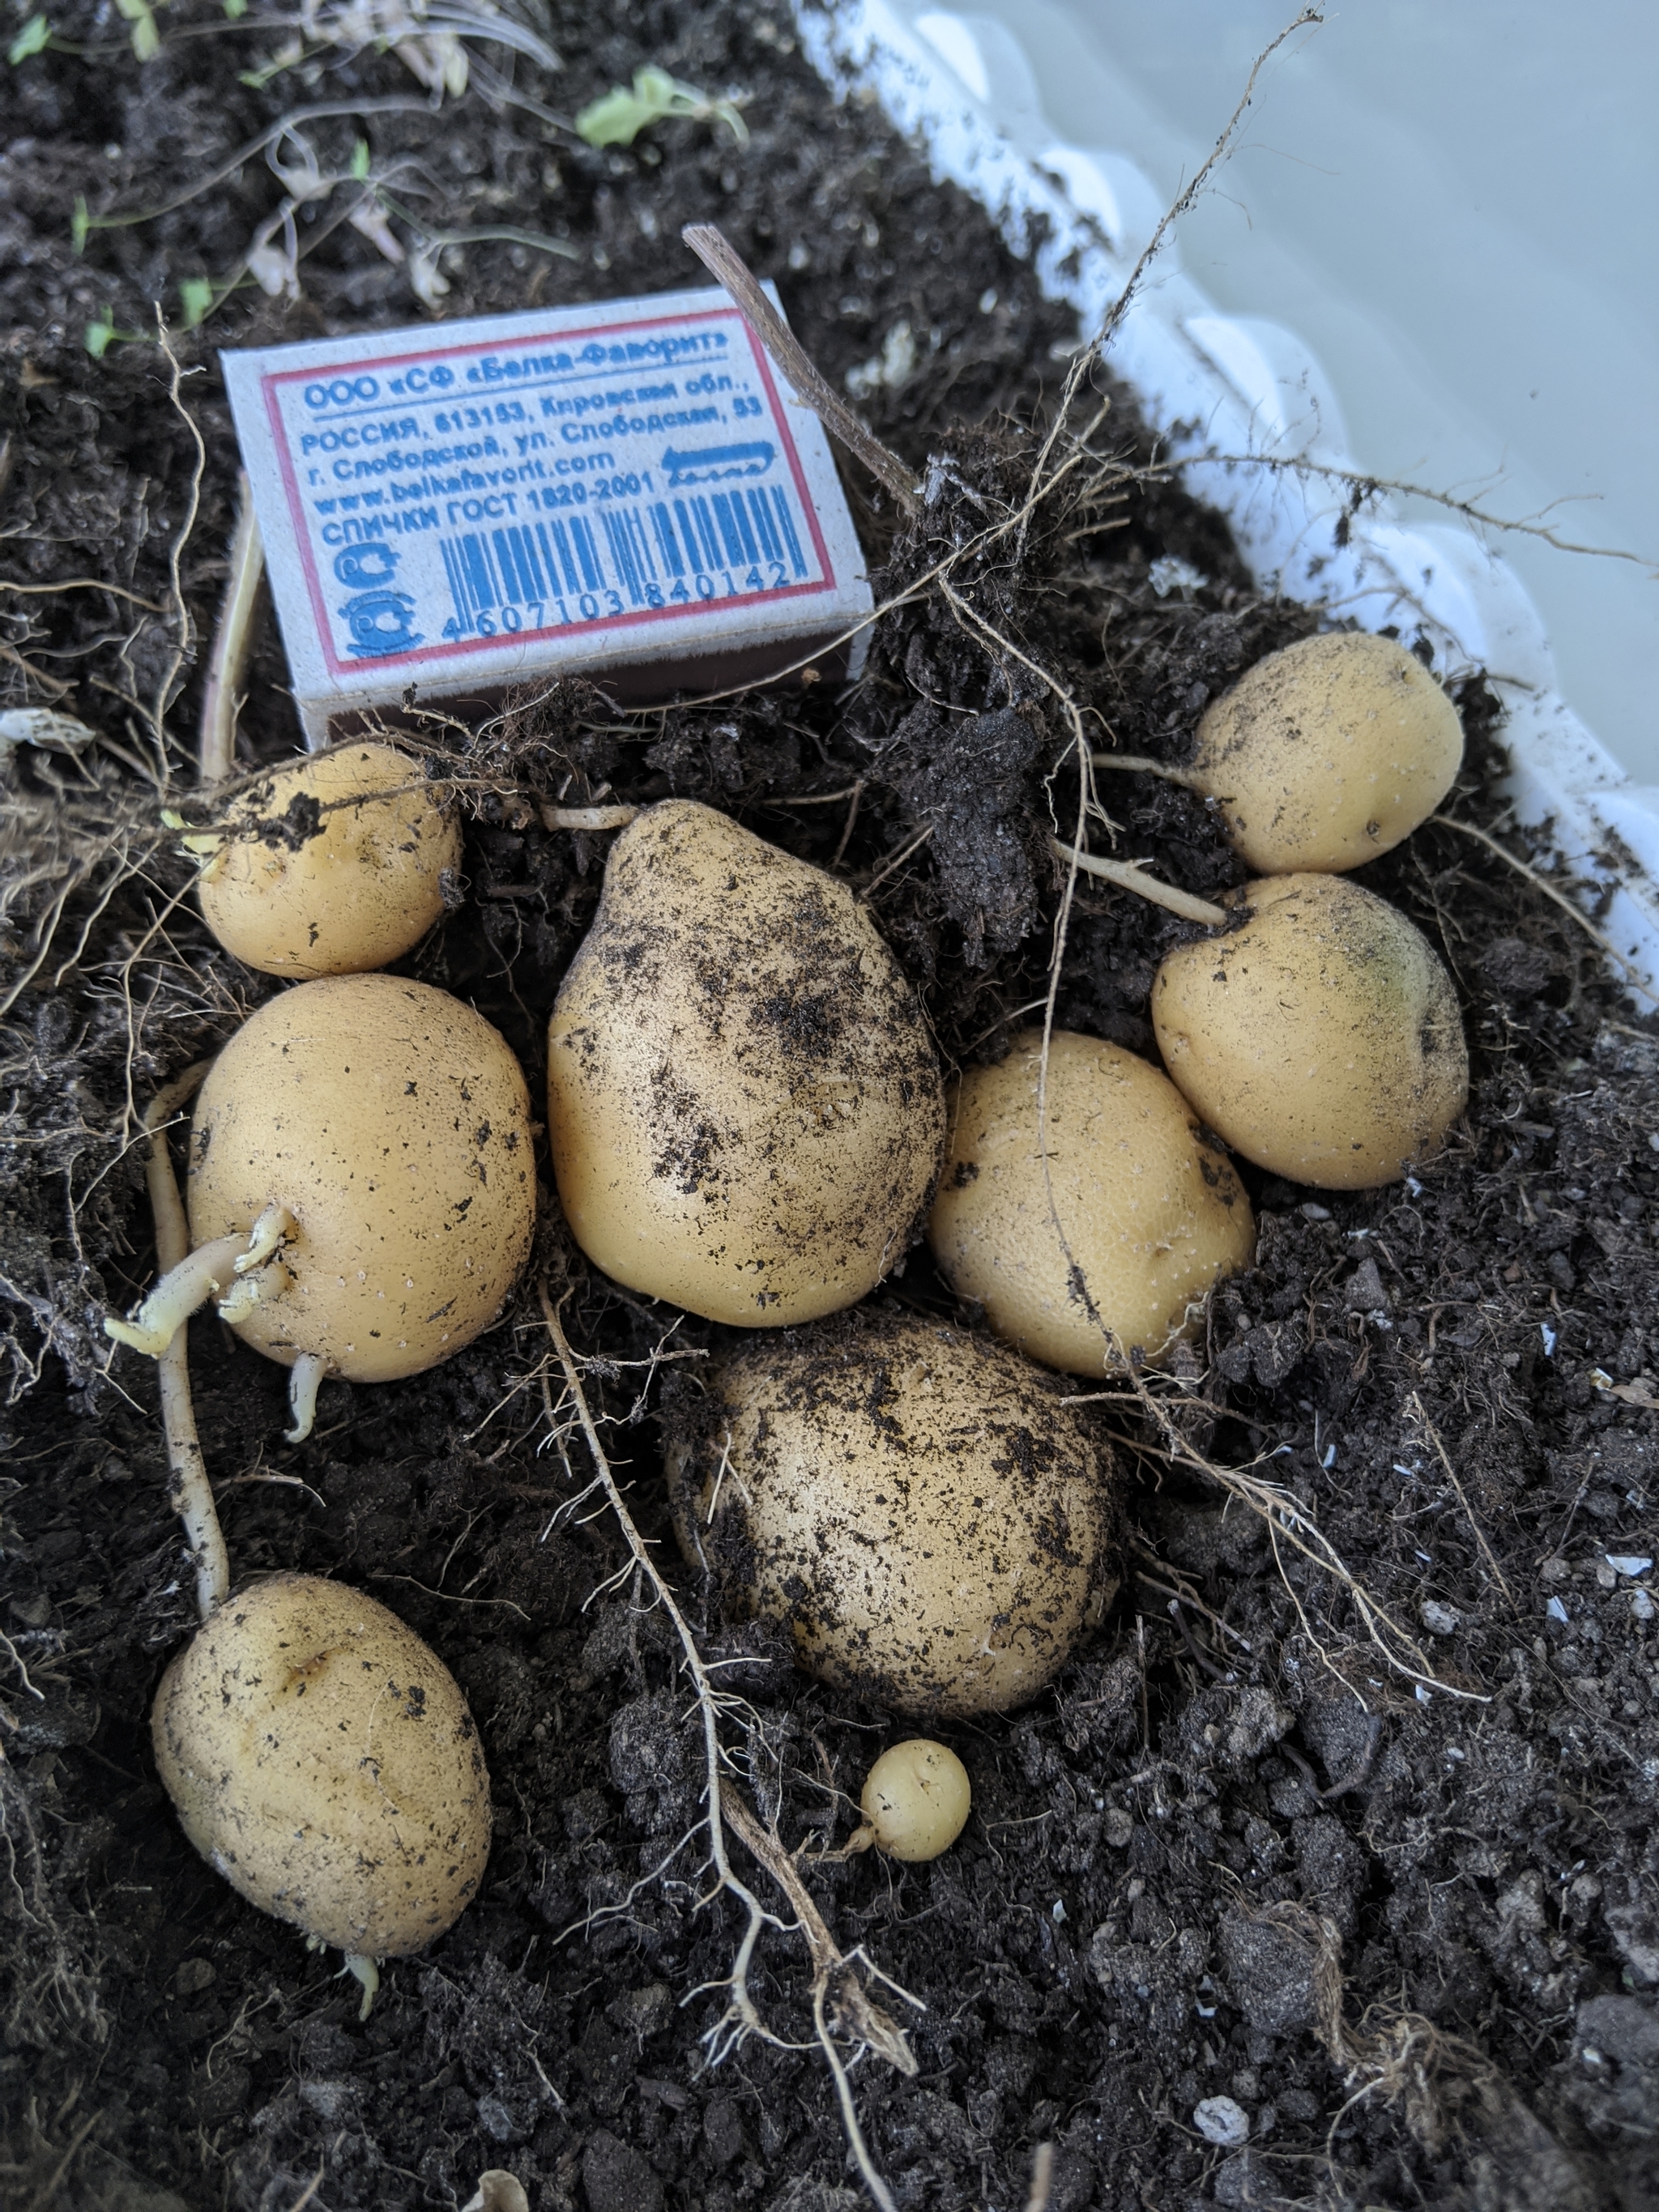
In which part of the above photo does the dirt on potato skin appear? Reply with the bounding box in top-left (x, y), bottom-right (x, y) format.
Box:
top-left (5, 7), bottom-right (1659, 2212)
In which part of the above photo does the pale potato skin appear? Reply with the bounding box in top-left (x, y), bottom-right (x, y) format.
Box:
top-left (197, 743), bottom-right (460, 978)
top-left (928, 1029), bottom-right (1255, 1375)
top-left (1153, 874), bottom-right (1469, 1190)
top-left (861, 1740), bottom-right (971, 1861)
top-left (188, 974), bottom-right (535, 1382)
top-left (1191, 632), bottom-right (1463, 874)
top-left (668, 1311), bottom-right (1119, 1719)
top-left (151, 1575), bottom-right (491, 1957)
top-left (547, 800), bottom-right (945, 1327)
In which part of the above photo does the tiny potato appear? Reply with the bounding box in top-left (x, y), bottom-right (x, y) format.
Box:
top-left (928, 1029), bottom-right (1254, 1374)
top-left (188, 973), bottom-right (534, 1383)
top-left (195, 743), bottom-right (460, 978)
top-left (859, 1741), bottom-right (971, 1861)
top-left (548, 801), bottom-right (945, 1327)
top-left (668, 1310), bottom-right (1119, 1718)
top-left (1153, 873), bottom-right (1468, 1189)
top-left (151, 1574), bottom-right (490, 1960)
top-left (1190, 632), bottom-right (1463, 874)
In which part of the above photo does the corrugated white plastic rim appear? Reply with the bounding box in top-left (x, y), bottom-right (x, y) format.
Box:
top-left (792, 0), bottom-right (1659, 1006)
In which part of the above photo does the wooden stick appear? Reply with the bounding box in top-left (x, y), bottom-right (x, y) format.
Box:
top-left (680, 223), bottom-right (921, 516)
top-left (198, 476), bottom-right (264, 784)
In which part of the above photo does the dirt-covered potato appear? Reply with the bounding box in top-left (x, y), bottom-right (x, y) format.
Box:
top-left (547, 800), bottom-right (945, 1327)
top-left (195, 743), bottom-right (460, 978)
top-left (152, 1574), bottom-right (490, 1960)
top-left (667, 1310), bottom-right (1119, 1717)
top-left (188, 973), bottom-right (534, 1382)
top-left (859, 1741), bottom-right (971, 1861)
top-left (1153, 873), bottom-right (1469, 1189)
top-left (928, 1029), bottom-right (1254, 1373)
top-left (1190, 631), bottom-right (1463, 873)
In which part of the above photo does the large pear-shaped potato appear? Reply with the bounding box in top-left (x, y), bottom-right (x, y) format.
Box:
top-left (197, 743), bottom-right (460, 978)
top-left (547, 802), bottom-right (945, 1326)
top-left (1153, 873), bottom-right (1468, 1189)
top-left (1190, 632), bottom-right (1462, 873)
top-left (928, 1029), bottom-right (1254, 1373)
top-left (152, 1574), bottom-right (490, 1958)
top-left (188, 973), bottom-right (535, 1381)
top-left (667, 1311), bottom-right (1119, 1717)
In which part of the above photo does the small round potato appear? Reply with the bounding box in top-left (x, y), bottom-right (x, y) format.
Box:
top-left (860, 1741), bottom-right (971, 1861)
top-left (1190, 632), bottom-right (1463, 873)
top-left (151, 1574), bottom-right (491, 1958)
top-left (188, 973), bottom-right (535, 1382)
top-left (1153, 873), bottom-right (1468, 1189)
top-left (196, 743), bottom-right (460, 978)
top-left (928, 1029), bottom-right (1255, 1373)
top-left (547, 801), bottom-right (945, 1327)
top-left (668, 1310), bottom-right (1119, 1718)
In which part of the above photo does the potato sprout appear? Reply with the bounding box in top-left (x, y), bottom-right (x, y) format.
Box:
top-left (669, 1310), bottom-right (1119, 1718)
top-left (1188, 631), bottom-right (1463, 874)
top-left (928, 1029), bottom-right (1255, 1374)
top-left (190, 742), bottom-right (460, 978)
top-left (848, 1741), bottom-right (971, 1862)
top-left (105, 974), bottom-right (535, 1438)
top-left (152, 1573), bottom-right (491, 2011)
top-left (548, 800), bottom-right (945, 1327)
top-left (1153, 873), bottom-right (1469, 1189)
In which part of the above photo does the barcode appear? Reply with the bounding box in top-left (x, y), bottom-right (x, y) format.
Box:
top-left (438, 487), bottom-right (812, 639)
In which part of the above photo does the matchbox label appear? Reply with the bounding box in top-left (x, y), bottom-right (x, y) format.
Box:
top-left (251, 305), bottom-right (838, 682)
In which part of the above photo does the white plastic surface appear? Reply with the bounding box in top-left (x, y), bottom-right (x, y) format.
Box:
top-left (794, 0), bottom-right (1659, 1002)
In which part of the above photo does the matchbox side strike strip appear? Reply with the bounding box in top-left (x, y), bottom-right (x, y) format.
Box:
top-left (221, 285), bottom-right (874, 746)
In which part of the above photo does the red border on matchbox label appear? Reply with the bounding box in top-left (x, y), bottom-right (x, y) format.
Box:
top-left (261, 308), bottom-right (839, 683)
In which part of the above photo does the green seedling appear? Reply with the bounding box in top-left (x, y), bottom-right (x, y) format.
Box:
top-left (7, 13), bottom-right (50, 62)
top-left (575, 65), bottom-right (748, 150)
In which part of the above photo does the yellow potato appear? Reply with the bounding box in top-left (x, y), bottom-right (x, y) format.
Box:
top-left (668, 1311), bottom-right (1119, 1718)
top-left (1153, 873), bottom-right (1468, 1189)
top-left (196, 743), bottom-right (459, 978)
top-left (547, 801), bottom-right (945, 1327)
top-left (860, 1740), bottom-right (971, 1861)
top-left (1190, 632), bottom-right (1463, 873)
top-left (928, 1029), bottom-right (1254, 1374)
top-left (188, 973), bottom-right (535, 1382)
top-left (152, 1574), bottom-right (490, 1958)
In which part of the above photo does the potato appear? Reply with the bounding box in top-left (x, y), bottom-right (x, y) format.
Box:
top-left (1190, 632), bottom-right (1463, 873)
top-left (151, 1573), bottom-right (490, 1960)
top-left (195, 743), bottom-right (459, 978)
top-left (859, 1741), bottom-right (971, 1861)
top-left (667, 1310), bottom-right (1119, 1717)
top-left (188, 973), bottom-right (535, 1383)
top-left (928, 1029), bottom-right (1254, 1374)
top-left (1153, 873), bottom-right (1468, 1189)
top-left (547, 800), bottom-right (945, 1327)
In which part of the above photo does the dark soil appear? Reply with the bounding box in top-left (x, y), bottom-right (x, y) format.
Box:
top-left (4, 6), bottom-right (1659, 2212)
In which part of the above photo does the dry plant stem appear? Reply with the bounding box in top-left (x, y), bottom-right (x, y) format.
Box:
top-left (680, 223), bottom-right (921, 517)
top-left (136, 1063), bottom-right (229, 1621)
top-left (537, 1281), bottom-right (912, 2212)
top-left (536, 802), bottom-right (639, 832)
top-left (152, 319), bottom-right (207, 792)
top-left (719, 1783), bottom-right (915, 2212)
top-left (1051, 837), bottom-right (1229, 927)
top-left (198, 479), bottom-right (264, 784)
top-left (1431, 812), bottom-right (1653, 992)
top-left (1410, 1391), bottom-right (1516, 1608)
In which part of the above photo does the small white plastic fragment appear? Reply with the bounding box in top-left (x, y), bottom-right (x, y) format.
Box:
top-left (1547, 1596), bottom-right (1571, 1624)
top-left (1606, 1555), bottom-right (1654, 1578)
top-left (1193, 2096), bottom-right (1251, 2149)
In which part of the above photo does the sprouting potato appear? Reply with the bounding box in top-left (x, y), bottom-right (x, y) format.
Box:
top-left (667, 1309), bottom-right (1119, 1719)
top-left (151, 1574), bottom-right (491, 1971)
top-left (154, 973), bottom-right (535, 1434)
top-left (194, 743), bottom-right (460, 978)
top-left (1152, 872), bottom-right (1468, 1189)
top-left (928, 1029), bottom-right (1255, 1374)
top-left (547, 800), bottom-right (945, 1327)
top-left (1189, 632), bottom-right (1463, 874)
top-left (858, 1741), bottom-right (971, 1861)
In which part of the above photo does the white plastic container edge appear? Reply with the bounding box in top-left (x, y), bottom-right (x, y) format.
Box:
top-left (791, 0), bottom-right (1659, 1006)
